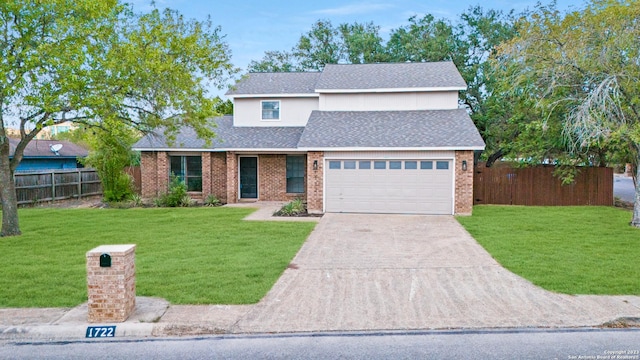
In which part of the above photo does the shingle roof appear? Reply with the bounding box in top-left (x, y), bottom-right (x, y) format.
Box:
top-left (315, 62), bottom-right (467, 91)
top-left (297, 110), bottom-right (485, 149)
top-left (133, 116), bottom-right (304, 150)
top-left (226, 62), bottom-right (466, 96)
top-left (9, 138), bottom-right (88, 158)
top-left (226, 72), bottom-right (321, 96)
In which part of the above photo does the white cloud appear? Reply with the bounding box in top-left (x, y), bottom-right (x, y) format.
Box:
top-left (312, 3), bottom-right (394, 16)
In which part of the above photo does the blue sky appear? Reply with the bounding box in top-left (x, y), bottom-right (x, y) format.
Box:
top-left (131, 0), bottom-right (587, 97)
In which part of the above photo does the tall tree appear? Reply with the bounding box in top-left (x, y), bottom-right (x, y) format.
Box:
top-left (456, 6), bottom-right (516, 113)
top-left (386, 14), bottom-right (457, 63)
top-left (339, 22), bottom-right (387, 64)
top-left (247, 50), bottom-right (297, 73)
top-left (496, 0), bottom-right (640, 226)
top-left (0, 1), bottom-right (236, 236)
top-left (250, 21), bottom-right (387, 72)
top-left (294, 19), bottom-right (342, 71)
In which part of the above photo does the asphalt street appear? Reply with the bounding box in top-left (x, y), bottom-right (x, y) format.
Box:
top-left (614, 175), bottom-right (635, 202)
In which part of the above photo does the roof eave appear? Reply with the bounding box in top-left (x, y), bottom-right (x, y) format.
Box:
top-left (226, 93), bottom-right (319, 98)
top-left (297, 146), bottom-right (486, 151)
top-left (315, 86), bottom-right (467, 93)
top-left (132, 147), bottom-right (302, 152)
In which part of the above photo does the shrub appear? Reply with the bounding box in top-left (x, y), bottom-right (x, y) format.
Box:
top-left (155, 175), bottom-right (192, 207)
top-left (204, 194), bottom-right (222, 207)
top-left (274, 199), bottom-right (306, 216)
top-left (102, 172), bottom-right (133, 202)
top-left (129, 193), bottom-right (143, 207)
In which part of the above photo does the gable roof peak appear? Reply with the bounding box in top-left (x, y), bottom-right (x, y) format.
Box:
top-left (226, 72), bottom-right (321, 96)
top-left (316, 61), bottom-right (466, 91)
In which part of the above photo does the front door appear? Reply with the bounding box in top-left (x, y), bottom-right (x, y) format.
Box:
top-left (239, 157), bottom-right (258, 199)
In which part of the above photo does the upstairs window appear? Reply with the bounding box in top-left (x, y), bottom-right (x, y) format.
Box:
top-left (261, 100), bottom-right (280, 120)
top-left (170, 155), bottom-right (202, 192)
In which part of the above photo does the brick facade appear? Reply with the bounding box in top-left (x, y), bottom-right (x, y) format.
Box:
top-left (306, 151), bottom-right (324, 214)
top-left (454, 150), bottom-right (474, 215)
top-left (140, 151), bottom-right (169, 198)
top-left (139, 149), bottom-right (473, 215)
top-left (141, 151), bottom-right (227, 202)
top-left (86, 244), bottom-right (136, 323)
top-left (258, 155), bottom-right (306, 201)
top-left (201, 152), bottom-right (212, 200)
top-left (211, 153), bottom-right (228, 203)
top-left (226, 152), bottom-right (238, 203)
top-left (157, 152), bottom-right (169, 196)
top-left (140, 152), bottom-right (157, 198)
top-left (191, 151), bottom-right (228, 202)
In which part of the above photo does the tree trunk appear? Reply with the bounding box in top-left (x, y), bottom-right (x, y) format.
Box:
top-left (486, 149), bottom-right (504, 167)
top-left (0, 139), bottom-right (21, 237)
top-left (632, 150), bottom-right (640, 228)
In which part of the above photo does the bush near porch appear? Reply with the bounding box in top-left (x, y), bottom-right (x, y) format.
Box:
top-left (0, 207), bottom-right (315, 307)
top-left (457, 206), bottom-right (640, 295)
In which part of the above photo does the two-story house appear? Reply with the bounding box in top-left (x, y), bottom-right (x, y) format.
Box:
top-left (133, 61), bottom-right (485, 215)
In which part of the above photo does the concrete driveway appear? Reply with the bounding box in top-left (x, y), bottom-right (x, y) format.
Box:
top-left (233, 213), bottom-right (640, 332)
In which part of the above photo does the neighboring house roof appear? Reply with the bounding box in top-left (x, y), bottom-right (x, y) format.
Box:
top-left (315, 62), bottom-right (467, 92)
top-left (133, 116), bottom-right (304, 151)
top-left (226, 72), bottom-right (321, 97)
top-left (297, 110), bottom-right (485, 150)
top-left (9, 138), bottom-right (88, 158)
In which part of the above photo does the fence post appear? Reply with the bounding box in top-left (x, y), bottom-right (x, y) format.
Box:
top-left (51, 172), bottom-right (56, 200)
top-left (77, 170), bottom-right (82, 198)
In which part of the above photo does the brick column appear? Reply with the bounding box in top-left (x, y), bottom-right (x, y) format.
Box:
top-left (226, 152), bottom-right (238, 203)
top-left (454, 150), bottom-right (474, 215)
top-left (140, 152), bottom-right (157, 198)
top-left (201, 152), bottom-right (212, 197)
top-left (156, 152), bottom-right (169, 195)
top-left (306, 151), bottom-right (324, 214)
top-left (86, 245), bottom-right (136, 323)
top-left (212, 153), bottom-right (228, 203)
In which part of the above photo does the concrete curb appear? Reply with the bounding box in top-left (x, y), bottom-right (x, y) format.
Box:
top-left (3, 321), bottom-right (640, 342)
top-left (0, 323), bottom-right (155, 341)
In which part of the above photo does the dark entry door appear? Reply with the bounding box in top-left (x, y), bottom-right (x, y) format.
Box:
top-left (239, 157), bottom-right (258, 199)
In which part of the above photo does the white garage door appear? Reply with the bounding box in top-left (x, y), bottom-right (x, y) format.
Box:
top-left (325, 159), bottom-right (453, 214)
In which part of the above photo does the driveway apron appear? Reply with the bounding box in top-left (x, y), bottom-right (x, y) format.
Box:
top-left (233, 213), bottom-right (640, 333)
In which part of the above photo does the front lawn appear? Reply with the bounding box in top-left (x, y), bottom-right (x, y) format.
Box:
top-left (457, 206), bottom-right (640, 295)
top-left (0, 207), bottom-right (316, 307)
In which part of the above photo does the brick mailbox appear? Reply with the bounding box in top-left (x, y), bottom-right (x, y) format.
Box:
top-left (86, 244), bottom-right (136, 323)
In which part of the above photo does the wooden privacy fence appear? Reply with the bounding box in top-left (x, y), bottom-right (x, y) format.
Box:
top-left (474, 164), bottom-right (613, 206)
top-left (124, 166), bottom-right (141, 194)
top-left (14, 169), bottom-right (102, 205)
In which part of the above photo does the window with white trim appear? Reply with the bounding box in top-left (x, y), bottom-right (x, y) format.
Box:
top-left (170, 156), bottom-right (202, 191)
top-left (261, 100), bottom-right (280, 120)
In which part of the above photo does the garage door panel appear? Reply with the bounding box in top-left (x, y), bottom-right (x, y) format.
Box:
top-left (325, 158), bottom-right (453, 214)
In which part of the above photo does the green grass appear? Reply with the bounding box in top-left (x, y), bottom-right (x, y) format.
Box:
top-left (0, 207), bottom-right (316, 307)
top-left (457, 206), bottom-right (640, 295)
